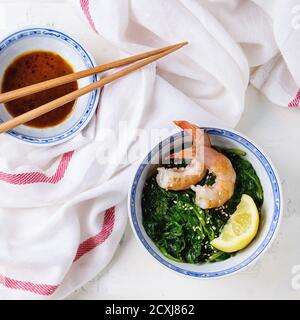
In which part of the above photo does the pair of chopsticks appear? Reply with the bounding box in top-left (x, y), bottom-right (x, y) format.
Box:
top-left (0, 41), bottom-right (188, 133)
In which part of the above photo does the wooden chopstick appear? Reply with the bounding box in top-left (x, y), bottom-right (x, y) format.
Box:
top-left (0, 42), bottom-right (188, 133)
top-left (0, 41), bottom-right (188, 104)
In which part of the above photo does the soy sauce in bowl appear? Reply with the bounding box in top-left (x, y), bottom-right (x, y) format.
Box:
top-left (1, 51), bottom-right (78, 128)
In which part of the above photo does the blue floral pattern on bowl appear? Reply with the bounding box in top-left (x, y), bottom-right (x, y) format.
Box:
top-left (130, 128), bottom-right (282, 278)
top-left (0, 28), bottom-right (99, 145)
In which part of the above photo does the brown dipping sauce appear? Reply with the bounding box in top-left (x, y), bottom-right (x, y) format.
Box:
top-left (1, 51), bottom-right (78, 128)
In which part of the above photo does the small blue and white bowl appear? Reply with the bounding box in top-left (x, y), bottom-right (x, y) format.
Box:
top-left (0, 27), bottom-right (100, 146)
top-left (128, 127), bottom-right (283, 278)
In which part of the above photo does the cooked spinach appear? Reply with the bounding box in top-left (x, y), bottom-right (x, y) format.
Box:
top-left (142, 147), bottom-right (263, 264)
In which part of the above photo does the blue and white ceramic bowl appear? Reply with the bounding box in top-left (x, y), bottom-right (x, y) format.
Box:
top-left (128, 127), bottom-right (283, 278)
top-left (0, 27), bottom-right (100, 146)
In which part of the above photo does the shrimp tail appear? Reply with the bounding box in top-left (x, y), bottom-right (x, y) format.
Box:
top-left (167, 121), bottom-right (210, 160)
top-left (174, 121), bottom-right (211, 147)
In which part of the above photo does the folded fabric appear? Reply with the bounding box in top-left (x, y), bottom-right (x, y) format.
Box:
top-left (196, 0), bottom-right (300, 107)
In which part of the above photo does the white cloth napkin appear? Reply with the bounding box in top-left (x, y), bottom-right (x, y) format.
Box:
top-left (201, 0), bottom-right (300, 107)
top-left (0, 0), bottom-right (299, 299)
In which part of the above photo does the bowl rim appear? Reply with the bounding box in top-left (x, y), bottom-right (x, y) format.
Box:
top-left (128, 126), bottom-right (283, 279)
top-left (0, 27), bottom-right (100, 146)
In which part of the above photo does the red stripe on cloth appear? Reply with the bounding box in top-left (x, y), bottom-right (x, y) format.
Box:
top-left (74, 207), bottom-right (115, 262)
top-left (288, 89), bottom-right (300, 107)
top-left (0, 207), bottom-right (115, 296)
top-left (0, 274), bottom-right (58, 296)
top-left (0, 151), bottom-right (74, 185)
top-left (80, 0), bottom-right (98, 33)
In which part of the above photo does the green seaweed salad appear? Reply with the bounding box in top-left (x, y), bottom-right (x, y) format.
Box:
top-left (142, 147), bottom-right (264, 264)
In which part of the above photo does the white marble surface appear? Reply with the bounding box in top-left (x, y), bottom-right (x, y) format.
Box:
top-left (1, 0), bottom-right (300, 300)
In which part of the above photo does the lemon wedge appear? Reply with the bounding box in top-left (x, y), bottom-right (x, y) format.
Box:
top-left (211, 194), bottom-right (259, 253)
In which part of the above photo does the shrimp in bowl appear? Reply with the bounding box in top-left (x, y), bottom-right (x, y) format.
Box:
top-left (157, 121), bottom-right (236, 209)
top-left (129, 120), bottom-right (282, 275)
top-left (140, 121), bottom-right (265, 264)
top-left (156, 121), bottom-right (210, 191)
